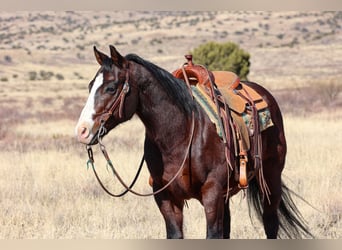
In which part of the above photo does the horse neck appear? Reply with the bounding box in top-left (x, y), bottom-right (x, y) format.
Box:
top-left (131, 65), bottom-right (192, 152)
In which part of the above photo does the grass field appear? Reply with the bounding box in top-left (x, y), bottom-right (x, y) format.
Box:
top-left (0, 11), bottom-right (341, 239)
top-left (0, 76), bottom-right (341, 239)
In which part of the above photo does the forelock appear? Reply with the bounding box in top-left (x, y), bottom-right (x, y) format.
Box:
top-left (102, 57), bottom-right (113, 71)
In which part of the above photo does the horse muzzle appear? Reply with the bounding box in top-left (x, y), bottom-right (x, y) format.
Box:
top-left (75, 121), bottom-right (98, 145)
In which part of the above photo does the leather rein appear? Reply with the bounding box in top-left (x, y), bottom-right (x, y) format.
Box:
top-left (85, 68), bottom-right (195, 198)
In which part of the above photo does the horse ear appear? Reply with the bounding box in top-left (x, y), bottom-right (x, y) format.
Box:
top-left (109, 45), bottom-right (125, 69)
top-left (93, 46), bottom-right (108, 65)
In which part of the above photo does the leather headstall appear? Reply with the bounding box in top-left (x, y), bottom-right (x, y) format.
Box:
top-left (99, 70), bottom-right (130, 124)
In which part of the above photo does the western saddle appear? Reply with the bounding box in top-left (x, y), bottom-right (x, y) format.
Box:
top-left (172, 55), bottom-right (273, 192)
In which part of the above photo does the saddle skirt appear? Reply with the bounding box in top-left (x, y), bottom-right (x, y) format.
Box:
top-left (213, 71), bottom-right (267, 113)
top-left (213, 71), bottom-right (273, 151)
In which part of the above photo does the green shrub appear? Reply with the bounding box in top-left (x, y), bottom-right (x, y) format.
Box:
top-left (191, 41), bottom-right (250, 80)
top-left (29, 71), bottom-right (37, 81)
top-left (55, 73), bottom-right (64, 81)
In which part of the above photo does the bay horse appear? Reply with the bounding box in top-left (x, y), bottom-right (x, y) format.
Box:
top-left (75, 45), bottom-right (312, 239)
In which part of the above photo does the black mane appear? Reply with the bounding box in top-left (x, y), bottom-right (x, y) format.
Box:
top-left (125, 53), bottom-right (195, 115)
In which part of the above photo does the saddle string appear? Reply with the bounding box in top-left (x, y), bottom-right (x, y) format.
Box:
top-left (180, 63), bottom-right (194, 97)
top-left (234, 86), bottom-right (271, 204)
top-left (202, 66), bottom-right (236, 203)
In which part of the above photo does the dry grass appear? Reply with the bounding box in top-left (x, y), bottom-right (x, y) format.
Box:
top-left (0, 11), bottom-right (341, 239)
top-left (0, 77), bottom-right (341, 238)
top-left (282, 114), bottom-right (342, 238)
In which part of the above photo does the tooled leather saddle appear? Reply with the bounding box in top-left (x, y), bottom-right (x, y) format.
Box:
top-left (172, 55), bottom-right (273, 190)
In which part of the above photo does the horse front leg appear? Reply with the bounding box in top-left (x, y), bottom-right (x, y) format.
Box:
top-left (144, 138), bottom-right (184, 238)
top-left (201, 180), bottom-right (225, 239)
top-left (154, 192), bottom-right (184, 239)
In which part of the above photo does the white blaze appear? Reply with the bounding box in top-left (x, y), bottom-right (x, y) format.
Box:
top-left (75, 73), bottom-right (104, 140)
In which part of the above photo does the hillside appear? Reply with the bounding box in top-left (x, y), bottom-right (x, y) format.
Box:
top-left (0, 11), bottom-right (341, 89)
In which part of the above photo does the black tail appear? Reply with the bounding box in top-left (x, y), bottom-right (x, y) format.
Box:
top-left (247, 178), bottom-right (314, 238)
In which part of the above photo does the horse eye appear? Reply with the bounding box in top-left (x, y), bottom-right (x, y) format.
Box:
top-left (105, 85), bottom-right (117, 94)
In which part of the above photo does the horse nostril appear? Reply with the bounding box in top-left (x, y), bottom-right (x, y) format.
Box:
top-left (78, 126), bottom-right (90, 139)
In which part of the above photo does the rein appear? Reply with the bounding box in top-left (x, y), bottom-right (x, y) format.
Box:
top-left (86, 141), bottom-right (145, 198)
top-left (85, 70), bottom-right (196, 197)
top-left (86, 115), bottom-right (195, 197)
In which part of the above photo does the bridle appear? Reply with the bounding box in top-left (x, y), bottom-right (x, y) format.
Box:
top-left (85, 66), bottom-right (196, 197)
top-left (98, 71), bottom-right (130, 123)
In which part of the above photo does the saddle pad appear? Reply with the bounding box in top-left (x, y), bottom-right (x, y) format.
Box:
top-left (191, 85), bottom-right (223, 137)
top-left (191, 84), bottom-right (273, 152)
top-left (191, 84), bottom-right (273, 146)
top-left (242, 108), bottom-right (274, 133)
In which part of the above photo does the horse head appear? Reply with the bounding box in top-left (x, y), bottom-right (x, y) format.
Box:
top-left (75, 45), bottom-right (139, 145)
